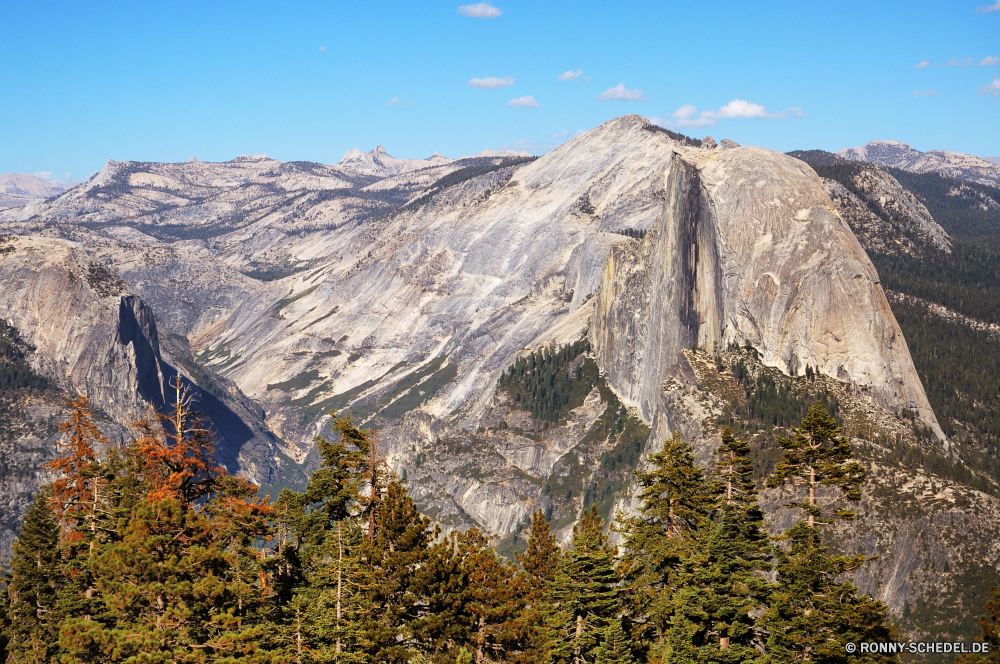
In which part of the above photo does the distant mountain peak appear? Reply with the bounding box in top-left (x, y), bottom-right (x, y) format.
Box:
top-left (838, 141), bottom-right (1000, 188)
top-left (337, 144), bottom-right (453, 177)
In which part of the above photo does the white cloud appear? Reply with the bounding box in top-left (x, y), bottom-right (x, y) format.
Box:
top-left (385, 97), bottom-right (400, 106)
top-left (558, 69), bottom-right (583, 81)
top-left (981, 56), bottom-right (1000, 66)
top-left (468, 76), bottom-right (515, 88)
top-left (508, 95), bottom-right (539, 108)
top-left (701, 99), bottom-right (784, 119)
top-left (596, 83), bottom-right (646, 102)
top-left (656, 99), bottom-right (801, 128)
top-left (319, 46), bottom-right (327, 52)
top-left (911, 89), bottom-right (939, 97)
top-left (33, 171), bottom-right (53, 180)
top-left (980, 77), bottom-right (1000, 96)
top-left (457, 3), bottom-right (501, 17)
top-left (914, 60), bottom-right (930, 68)
top-left (976, 0), bottom-right (1000, 12)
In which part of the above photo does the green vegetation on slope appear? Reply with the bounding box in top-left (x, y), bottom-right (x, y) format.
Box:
top-left (497, 338), bottom-right (599, 425)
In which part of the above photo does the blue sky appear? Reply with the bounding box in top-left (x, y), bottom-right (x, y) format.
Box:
top-left (2, 0), bottom-right (998, 182)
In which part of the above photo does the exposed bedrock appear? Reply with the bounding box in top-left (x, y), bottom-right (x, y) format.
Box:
top-left (591, 147), bottom-right (944, 444)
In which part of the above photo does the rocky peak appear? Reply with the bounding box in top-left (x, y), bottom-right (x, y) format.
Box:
top-left (839, 140), bottom-right (1000, 187)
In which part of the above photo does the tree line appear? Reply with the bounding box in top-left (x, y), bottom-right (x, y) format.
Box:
top-left (1, 386), bottom-right (997, 663)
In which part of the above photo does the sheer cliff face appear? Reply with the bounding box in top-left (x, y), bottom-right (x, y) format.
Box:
top-left (0, 236), bottom-right (166, 421)
top-left (592, 147), bottom-right (943, 442)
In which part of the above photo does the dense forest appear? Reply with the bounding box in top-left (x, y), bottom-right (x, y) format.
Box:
top-left (2, 387), bottom-right (996, 663)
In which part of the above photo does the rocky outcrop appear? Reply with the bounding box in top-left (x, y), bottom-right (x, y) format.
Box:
top-left (0, 235), bottom-right (166, 420)
top-left (592, 147), bottom-right (945, 442)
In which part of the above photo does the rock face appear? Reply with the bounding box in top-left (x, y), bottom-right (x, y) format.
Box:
top-left (592, 147), bottom-right (944, 444)
top-left (838, 140), bottom-right (1000, 188)
top-left (0, 235), bottom-right (166, 420)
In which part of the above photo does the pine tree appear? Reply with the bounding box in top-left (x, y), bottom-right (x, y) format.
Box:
top-left (761, 404), bottom-right (897, 663)
top-left (517, 509), bottom-right (561, 597)
top-left (616, 433), bottom-right (716, 657)
top-left (766, 403), bottom-right (865, 531)
top-left (545, 506), bottom-right (619, 664)
top-left (345, 481), bottom-right (435, 663)
top-left (666, 427), bottom-right (771, 663)
top-left (594, 619), bottom-right (634, 664)
top-left (137, 377), bottom-right (225, 505)
top-left (57, 497), bottom-right (272, 663)
top-left (6, 490), bottom-right (63, 664)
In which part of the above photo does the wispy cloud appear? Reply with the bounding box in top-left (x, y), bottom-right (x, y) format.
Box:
top-left (550, 129), bottom-right (586, 139)
top-left (982, 56), bottom-right (1000, 66)
top-left (656, 99), bottom-right (801, 128)
top-left (596, 83), bottom-right (646, 102)
top-left (558, 69), bottom-right (583, 81)
top-left (385, 97), bottom-right (400, 106)
top-left (914, 60), bottom-right (930, 68)
top-left (911, 89), bottom-right (939, 97)
top-left (468, 76), bottom-right (515, 88)
top-left (508, 95), bottom-right (539, 108)
top-left (939, 57), bottom-right (976, 67)
top-left (33, 171), bottom-right (73, 183)
top-left (976, 0), bottom-right (1000, 12)
top-left (980, 78), bottom-right (1000, 96)
top-left (457, 3), bottom-right (501, 17)
top-left (319, 46), bottom-right (327, 52)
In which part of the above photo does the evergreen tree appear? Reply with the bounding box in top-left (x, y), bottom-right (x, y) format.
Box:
top-left (57, 497), bottom-right (273, 663)
top-left (665, 428), bottom-right (771, 663)
top-left (545, 506), bottom-right (619, 664)
top-left (345, 481), bottom-right (434, 663)
top-left (616, 433), bottom-right (715, 658)
top-left (517, 509), bottom-right (561, 597)
top-left (594, 619), bottom-right (634, 664)
top-left (766, 403), bottom-right (865, 531)
top-left (6, 490), bottom-right (62, 664)
top-left (762, 405), bottom-right (897, 663)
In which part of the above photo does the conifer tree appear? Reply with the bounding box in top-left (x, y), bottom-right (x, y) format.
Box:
top-left (57, 497), bottom-right (272, 663)
top-left (761, 404), bottom-right (897, 663)
top-left (43, 397), bottom-right (112, 627)
top-left (665, 428), bottom-right (771, 663)
top-left (766, 403), bottom-right (865, 531)
top-left (48, 396), bottom-right (107, 528)
top-left (517, 509), bottom-right (561, 597)
top-left (545, 506), bottom-right (619, 664)
top-left (594, 619), bottom-right (634, 664)
top-left (345, 481), bottom-right (435, 663)
top-left (617, 433), bottom-right (716, 657)
top-left (6, 490), bottom-right (62, 664)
